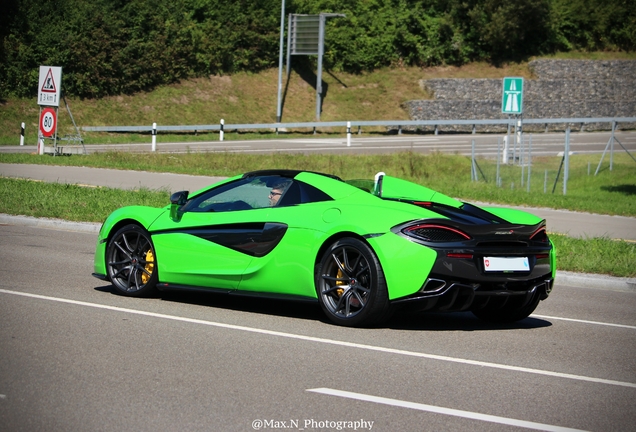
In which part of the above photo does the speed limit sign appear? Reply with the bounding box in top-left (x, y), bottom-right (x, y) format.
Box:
top-left (40, 107), bottom-right (57, 137)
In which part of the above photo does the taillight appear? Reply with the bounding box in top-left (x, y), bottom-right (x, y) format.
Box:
top-left (403, 224), bottom-right (471, 242)
top-left (530, 227), bottom-right (548, 243)
top-left (536, 253), bottom-right (549, 259)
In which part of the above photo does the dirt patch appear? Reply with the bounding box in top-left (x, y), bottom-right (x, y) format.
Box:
top-left (209, 75), bottom-right (232, 86)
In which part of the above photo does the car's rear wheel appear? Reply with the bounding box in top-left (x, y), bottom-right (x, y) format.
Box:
top-left (316, 238), bottom-right (390, 327)
top-left (471, 291), bottom-right (541, 323)
top-left (106, 224), bottom-right (158, 297)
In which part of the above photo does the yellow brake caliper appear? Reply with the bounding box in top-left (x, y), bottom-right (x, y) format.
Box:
top-left (336, 269), bottom-right (345, 297)
top-left (142, 250), bottom-right (155, 284)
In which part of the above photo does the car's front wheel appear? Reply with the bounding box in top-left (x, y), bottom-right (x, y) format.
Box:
top-left (106, 224), bottom-right (158, 297)
top-left (316, 238), bottom-right (390, 327)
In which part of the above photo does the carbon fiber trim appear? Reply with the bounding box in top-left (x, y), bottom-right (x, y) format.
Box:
top-left (151, 222), bottom-right (288, 257)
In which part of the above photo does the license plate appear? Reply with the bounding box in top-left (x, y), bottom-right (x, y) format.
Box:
top-left (483, 257), bottom-right (529, 272)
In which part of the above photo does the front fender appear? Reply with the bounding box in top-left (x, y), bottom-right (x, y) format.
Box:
top-left (93, 206), bottom-right (167, 277)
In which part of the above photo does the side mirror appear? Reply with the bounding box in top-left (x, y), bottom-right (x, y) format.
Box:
top-left (169, 190), bottom-right (189, 221)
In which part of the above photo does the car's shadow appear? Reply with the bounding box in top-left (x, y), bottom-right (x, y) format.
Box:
top-left (94, 284), bottom-right (326, 323)
top-left (389, 311), bottom-right (552, 331)
top-left (94, 285), bottom-right (552, 331)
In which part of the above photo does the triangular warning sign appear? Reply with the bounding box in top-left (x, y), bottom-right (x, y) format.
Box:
top-left (41, 68), bottom-right (57, 93)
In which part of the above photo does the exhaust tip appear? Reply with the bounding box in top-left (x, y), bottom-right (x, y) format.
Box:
top-left (421, 278), bottom-right (447, 293)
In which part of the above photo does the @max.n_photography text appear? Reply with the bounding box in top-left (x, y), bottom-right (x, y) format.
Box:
top-left (251, 418), bottom-right (374, 430)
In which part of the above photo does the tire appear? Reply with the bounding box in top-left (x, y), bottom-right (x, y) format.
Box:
top-left (315, 238), bottom-right (390, 327)
top-left (106, 224), bottom-right (158, 297)
top-left (471, 291), bottom-right (541, 323)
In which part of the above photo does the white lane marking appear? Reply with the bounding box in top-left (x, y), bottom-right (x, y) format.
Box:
top-left (290, 138), bottom-right (442, 144)
top-left (532, 314), bottom-right (636, 330)
top-left (290, 139), bottom-right (345, 144)
top-left (1, 288), bottom-right (635, 389)
top-left (307, 388), bottom-right (589, 432)
top-left (305, 143), bottom-right (362, 147)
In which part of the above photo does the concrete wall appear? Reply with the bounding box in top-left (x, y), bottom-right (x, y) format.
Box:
top-left (403, 60), bottom-right (636, 132)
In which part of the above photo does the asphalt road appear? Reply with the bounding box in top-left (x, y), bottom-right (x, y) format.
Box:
top-left (0, 225), bottom-right (635, 431)
top-left (3, 130), bottom-right (636, 156)
top-left (2, 163), bottom-right (635, 241)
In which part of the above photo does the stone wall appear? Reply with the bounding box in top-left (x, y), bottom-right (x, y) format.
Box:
top-left (402, 60), bottom-right (636, 132)
top-left (529, 59), bottom-right (635, 80)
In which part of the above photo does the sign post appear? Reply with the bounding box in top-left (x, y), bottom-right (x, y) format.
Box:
top-left (37, 66), bottom-right (63, 155)
top-left (282, 13), bottom-right (344, 122)
top-left (38, 66), bottom-right (62, 107)
top-left (502, 77), bottom-right (524, 165)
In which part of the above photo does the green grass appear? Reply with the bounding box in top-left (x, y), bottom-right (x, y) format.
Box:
top-left (551, 234), bottom-right (636, 278)
top-left (2, 150), bottom-right (635, 216)
top-left (0, 177), bottom-right (168, 222)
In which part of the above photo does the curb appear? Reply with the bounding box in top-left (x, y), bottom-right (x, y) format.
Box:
top-left (555, 271), bottom-right (636, 293)
top-left (1, 213), bottom-right (634, 293)
top-left (0, 213), bottom-right (101, 233)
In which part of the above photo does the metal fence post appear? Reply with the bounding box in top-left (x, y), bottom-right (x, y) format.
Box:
top-left (563, 126), bottom-right (570, 195)
top-left (527, 134), bottom-right (532, 192)
top-left (610, 121), bottom-right (615, 171)
top-left (471, 139), bottom-right (476, 182)
top-left (520, 134), bottom-right (525, 188)
top-left (515, 117), bottom-right (523, 165)
top-left (496, 137), bottom-right (501, 187)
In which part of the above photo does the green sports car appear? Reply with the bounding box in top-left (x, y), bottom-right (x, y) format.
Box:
top-left (93, 170), bottom-right (555, 327)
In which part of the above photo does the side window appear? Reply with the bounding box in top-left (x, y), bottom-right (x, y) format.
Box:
top-left (297, 181), bottom-right (333, 204)
top-left (183, 177), bottom-right (271, 212)
top-left (272, 180), bottom-right (333, 207)
top-left (183, 175), bottom-right (302, 213)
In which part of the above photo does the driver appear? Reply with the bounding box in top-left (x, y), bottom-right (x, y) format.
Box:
top-left (268, 180), bottom-right (291, 206)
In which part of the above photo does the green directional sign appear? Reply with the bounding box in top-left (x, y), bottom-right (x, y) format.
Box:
top-left (502, 77), bottom-right (524, 114)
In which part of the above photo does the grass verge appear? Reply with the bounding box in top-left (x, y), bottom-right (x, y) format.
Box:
top-left (0, 177), bottom-right (168, 222)
top-left (550, 234), bottom-right (635, 278)
top-left (1, 151), bottom-right (635, 216)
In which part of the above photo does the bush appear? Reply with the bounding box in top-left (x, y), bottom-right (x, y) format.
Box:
top-left (1, 0), bottom-right (633, 100)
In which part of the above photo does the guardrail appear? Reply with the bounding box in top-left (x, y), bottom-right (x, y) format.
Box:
top-left (81, 117), bottom-right (636, 136)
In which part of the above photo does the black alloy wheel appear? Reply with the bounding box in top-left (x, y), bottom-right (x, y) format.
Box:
top-left (106, 224), bottom-right (158, 297)
top-left (316, 237), bottom-right (390, 327)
